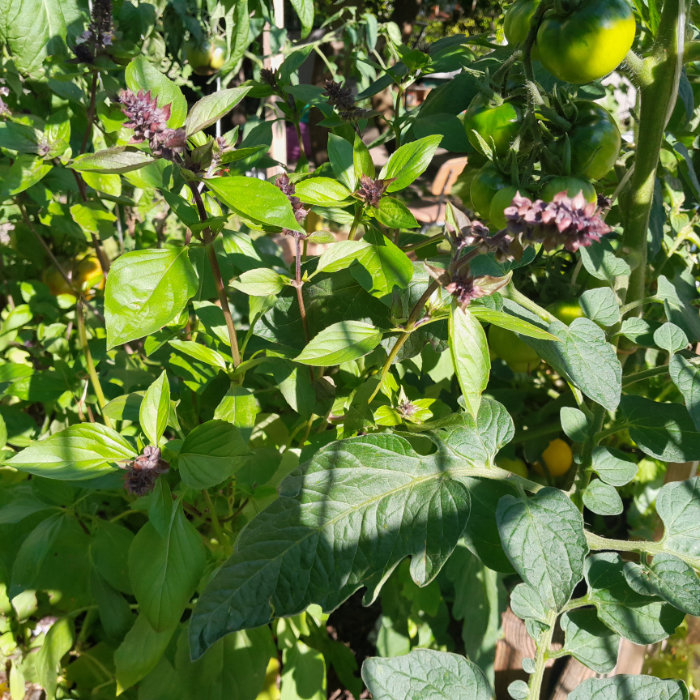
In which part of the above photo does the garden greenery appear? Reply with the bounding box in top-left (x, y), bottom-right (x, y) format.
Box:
top-left (1, 0), bottom-right (700, 698)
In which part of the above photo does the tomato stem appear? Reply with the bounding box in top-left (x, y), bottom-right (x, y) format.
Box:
top-left (620, 0), bottom-right (687, 311)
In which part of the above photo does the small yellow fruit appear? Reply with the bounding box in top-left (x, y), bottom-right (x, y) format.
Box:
top-left (496, 456), bottom-right (528, 478)
top-left (255, 657), bottom-right (280, 700)
top-left (538, 438), bottom-right (573, 476)
top-left (75, 255), bottom-right (105, 295)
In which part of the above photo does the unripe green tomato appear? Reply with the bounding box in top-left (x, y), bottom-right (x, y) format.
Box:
top-left (496, 456), bottom-right (529, 478)
top-left (540, 176), bottom-right (596, 203)
top-left (470, 165), bottom-right (509, 217)
top-left (488, 185), bottom-right (522, 229)
top-left (547, 299), bottom-right (584, 324)
top-left (537, 0), bottom-right (636, 84)
top-left (186, 37), bottom-right (227, 76)
top-left (567, 103), bottom-right (621, 181)
top-left (464, 99), bottom-right (521, 156)
top-left (489, 324), bottom-right (540, 373)
top-left (504, 0), bottom-right (540, 47)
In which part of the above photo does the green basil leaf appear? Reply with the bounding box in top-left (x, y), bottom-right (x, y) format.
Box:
top-left (294, 177), bottom-right (352, 206)
top-left (128, 505), bottom-right (205, 630)
top-left (72, 147), bottom-right (155, 174)
top-left (4, 423), bottom-right (136, 480)
top-left (294, 320), bottom-right (383, 366)
top-left (185, 86), bottom-right (252, 136)
top-left (206, 176), bottom-right (303, 231)
top-left (449, 305), bottom-right (489, 419)
top-left (105, 247), bottom-right (198, 348)
top-left (379, 134), bottom-right (442, 192)
top-left (176, 420), bottom-right (249, 489)
top-left (139, 371), bottom-right (171, 446)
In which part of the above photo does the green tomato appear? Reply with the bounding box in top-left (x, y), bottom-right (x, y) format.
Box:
top-left (488, 185), bottom-right (522, 229)
top-left (496, 456), bottom-right (529, 478)
top-left (536, 0), bottom-right (636, 84)
top-left (547, 299), bottom-right (584, 324)
top-left (567, 103), bottom-right (622, 181)
top-left (488, 324), bottom-right (540, 373)
top-left (464, 99), bottom-right (521, 156)
top-left (186, 37), bottom-right (227, 76)
top-left (470, 165), bottom-right (510, 217)
top-left (540, 176), bottom-right (596, 203)
top-left (504, 0), bottom-right (540, 47)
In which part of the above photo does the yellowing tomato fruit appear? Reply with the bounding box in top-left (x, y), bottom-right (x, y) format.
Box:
top-left (538, 438), bottom-right (573, 476)
top-left (536, 0), bottom-right (636, 84)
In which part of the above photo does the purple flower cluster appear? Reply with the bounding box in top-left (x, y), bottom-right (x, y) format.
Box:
top-left (0, 86), bottom-right (10, 118)
top-left (323, 79), bottom-right (367, 120)
top-left (445, 274), bottom-right (488, 306)
top-left (73, 0), bottom-right (113, 63)
top-left (275, 174), bottom-right (308, 236)
top-left (119, 89), bottom-right (187, 160)
top-left (123, 445), bottom-right (169, 496)
top-left (356, 175), bottom-right (393, 207)
top-left (504, 191), bottom-right (612, 253)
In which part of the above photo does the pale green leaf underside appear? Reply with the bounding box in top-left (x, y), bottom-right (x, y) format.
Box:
top-left (188, 399), bottom-right (523, 660)
top-left (568, 675), bottom-right (688, 700)
top-left (497, 488), bottom-right (588, 612)
top-left (361, 649), bottom-right (491, 700)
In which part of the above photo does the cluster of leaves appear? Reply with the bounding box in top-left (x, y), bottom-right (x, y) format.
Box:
top-left (1, 0), bottom-right (700, 699)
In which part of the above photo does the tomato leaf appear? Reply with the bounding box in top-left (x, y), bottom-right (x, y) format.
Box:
top-left (496, 488), bottom-right (588, 612)
top-left (569, 676), bottom-right (688, 700)
top-left (585, 553), bottom-right (684, 644)
top-left (560, 609), bottom-right (619, 674)
top-left (362, 650), bottom-right (491, 699)
top-left (188, 431), bottom-right (477, 657)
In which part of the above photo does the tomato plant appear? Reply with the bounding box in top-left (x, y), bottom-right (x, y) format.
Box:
top-left (0, 0), bottom-right (699, 698)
